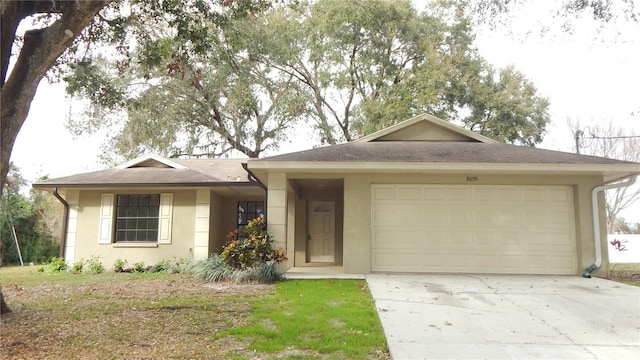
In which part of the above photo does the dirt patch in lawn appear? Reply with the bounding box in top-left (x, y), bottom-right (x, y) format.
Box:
top-left (0, 274), bottom-right (272, 359)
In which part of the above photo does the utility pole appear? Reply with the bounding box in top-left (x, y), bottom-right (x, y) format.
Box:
top-left (574, 129), bottom-right (583, 154)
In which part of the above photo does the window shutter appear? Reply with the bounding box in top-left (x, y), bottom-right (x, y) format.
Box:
top-left (158, 193), bottom-right (173, 244)
top-left (99, 194), bottom-right (114, 244)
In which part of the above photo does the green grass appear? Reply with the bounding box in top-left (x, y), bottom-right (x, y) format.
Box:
top-left (0, 266), bottom-right (389, 359)
top-left (610, 262), bottom-right (640, 271)
top-left (610, 262), bottom-right (640, 286)
top-left (0, 264), bottom-right (167, 287)
top-left (216, 279), bottom-right (388, 359)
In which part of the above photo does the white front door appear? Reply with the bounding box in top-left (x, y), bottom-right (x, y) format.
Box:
top-left (308, 201), bottom-right (336, 263)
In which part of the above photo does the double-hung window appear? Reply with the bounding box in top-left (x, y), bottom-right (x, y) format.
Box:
top-left (99, 193), bottom-right (173, 245)
top-left (115, 194), bottom-right (160, 242)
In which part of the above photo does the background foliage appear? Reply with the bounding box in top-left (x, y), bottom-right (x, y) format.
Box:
top-left (65, 0), bottom-right (551, 165)
top-left (1, 165), bottom-right (61, 265)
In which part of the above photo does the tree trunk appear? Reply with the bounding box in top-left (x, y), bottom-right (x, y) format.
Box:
top-left (0, 0), bottom-right (112, 317)
top-left (0, 288), bottom-right (10, 315)
top-left (0, 0), bottom-right (113, 189)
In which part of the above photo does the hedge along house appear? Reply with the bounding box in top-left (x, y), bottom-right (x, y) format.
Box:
top-left (33, 155), bottom-right (266, 268)
top-left (245, 114), bottom-right (640, 278)
top-left (34, 114), bottom-right (639, 277)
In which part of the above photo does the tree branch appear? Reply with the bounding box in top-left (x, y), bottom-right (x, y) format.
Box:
top-left (1, 0), bottom-right (113, 188)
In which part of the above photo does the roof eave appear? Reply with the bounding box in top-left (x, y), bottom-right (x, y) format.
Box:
top-left (246, 161), bottom-right (640, 180)
top-left (32, 181), bottom-right (260, 190)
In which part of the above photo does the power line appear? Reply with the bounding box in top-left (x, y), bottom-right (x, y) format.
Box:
top-left (590, 134), bottom-right (640, 140)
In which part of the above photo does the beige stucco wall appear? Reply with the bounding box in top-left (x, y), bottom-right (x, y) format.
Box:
top-left (267, 173), bottom-right (288, 270)
top-left (63, 188), bottom-right (265, 270)
top-left (286, 187), bottom-right (297, 268)
top-left (60, 170), bottom-right (609, 277)
top-left (293, 197), bottom-right (307, 266)
top-left (209, 191), bottom-right (224, 255)
top-left (279, 172), bottom-right (608, 276)
top-left (69, 189), bottom-right (197, 269)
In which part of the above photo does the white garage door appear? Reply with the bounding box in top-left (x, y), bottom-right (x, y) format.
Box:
top-left (371, 184), bottom-right (577, 274)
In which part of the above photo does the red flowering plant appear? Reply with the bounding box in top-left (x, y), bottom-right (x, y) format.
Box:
top-left (220, 217), bottom-right (287, 270)
top-left (610, 238), bottom-right (628, 253)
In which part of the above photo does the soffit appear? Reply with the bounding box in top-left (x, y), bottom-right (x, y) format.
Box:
top-left (249, 163), bottom-right (638, 183)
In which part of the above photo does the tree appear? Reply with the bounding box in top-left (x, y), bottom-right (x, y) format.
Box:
top-left (67, 0), bottom-right (549, 156)
top-left (66, 11), bottom-right (308, 161)
top-left (263, 0), bottom-right (549, 145)
top-left (453, 0), bottom-right (639, 36)
top-left (1, 165), bottom-right (61, 266)
top-left (2, 0), bottom-right (270, 185)
top-left (0, 0), bottom-right (269, 317)
top-left (573, 120), bottom-right (640, 232)
top-left (1, 0), bottom-right (112, 190)
top-left (462, 65), bottom-right (550, 146)
top-left (0, 0), bottom-right (112, 317)
top-left (1, 165), bottom-right (62, 314)
top-left (611, 217), bottom-right (639, 234)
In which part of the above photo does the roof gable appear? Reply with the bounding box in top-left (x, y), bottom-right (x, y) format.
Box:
top-left (115, 154), bottom-right (188, 169)
top-left (355, 113), bottom-right (498, 143)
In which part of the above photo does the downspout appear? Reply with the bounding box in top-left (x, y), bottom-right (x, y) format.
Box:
top-left (242, 163), bottom-right (268, 223)
top-left (52, 188), bottom-right (69, 259)
top-left (583, 175), bottom-right (637, 278)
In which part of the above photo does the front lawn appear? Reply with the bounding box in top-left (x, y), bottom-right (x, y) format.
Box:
top-left (217, 279), bottom-right (388, 359)
top-left (0, 266), bottom-right (389, 359)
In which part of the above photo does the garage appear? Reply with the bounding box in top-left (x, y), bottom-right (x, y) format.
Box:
top-left (371, 184), bottom-right (578, 274)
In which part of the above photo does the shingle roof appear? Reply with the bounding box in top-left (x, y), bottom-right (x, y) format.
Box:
top-left (31, 113), bottom-right (640, 189)
top-left (257, 141), bottom-right (634, 165)
top-left (33, 159), bottom-right (255, 188)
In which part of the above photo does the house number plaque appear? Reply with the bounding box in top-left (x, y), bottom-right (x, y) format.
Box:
top-left (466, 176), bottom-right (479, 182)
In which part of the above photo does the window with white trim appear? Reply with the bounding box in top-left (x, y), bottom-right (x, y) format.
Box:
top-left (99, 193), bottom-right (173, 244)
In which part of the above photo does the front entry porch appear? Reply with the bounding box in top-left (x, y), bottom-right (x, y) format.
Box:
top-left (284, 266), bottom-right (365, 279)
top-left (286, 178), bottom-right (344, 269)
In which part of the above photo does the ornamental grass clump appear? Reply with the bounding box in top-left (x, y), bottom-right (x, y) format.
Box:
top-left (189, 217), bottom-right (287, 283)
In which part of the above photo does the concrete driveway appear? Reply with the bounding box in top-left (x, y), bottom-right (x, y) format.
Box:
top-left (366, 274), bottom-right (640, 360)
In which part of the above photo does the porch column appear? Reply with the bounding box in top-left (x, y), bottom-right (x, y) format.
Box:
top-left (267, 173), bottom-right (288, 262)
top-left (193, 189), bottom-right (211, 260)
top-left (343, 175), bottom-right (371, 273)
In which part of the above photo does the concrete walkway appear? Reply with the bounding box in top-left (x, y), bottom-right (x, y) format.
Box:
top-left (284, 266), bottom-right (365, 279)
top-left (366, 274), bottom-right (640, 360)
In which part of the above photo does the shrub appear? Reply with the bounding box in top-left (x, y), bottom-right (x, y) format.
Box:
top-left (188, 256), bottom-right (236, 282)
top-left (251, 263), bottom-right (283, 283)
top-left (220, 217), bottom-right (287, 270)
top-left (133, 262), bottom-right (146, 273)
top-left (48, 256), bottom-right (67, 272)
top-left (113, 258), bottom-right (127, 273)
top-left (154, 259), bottom-right (170, 272)
top-left (188, 255), bottom-right (283, 283)
top-left (86, 256), bottom-right (105, 274)
top-left (71, 260), bottom-right (85, 274)
top-left (155, 257), bottom-right (191, 274)
top-left (189, 217), bottom-right (286, 283)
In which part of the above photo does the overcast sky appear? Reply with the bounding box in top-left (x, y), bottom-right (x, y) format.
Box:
top-left (10, 2), bottom-right (640, 221)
